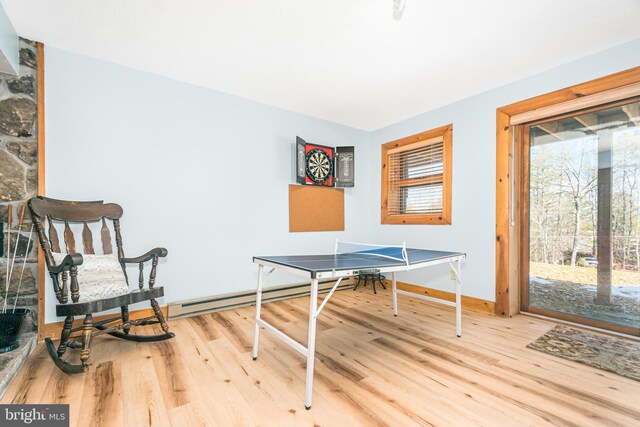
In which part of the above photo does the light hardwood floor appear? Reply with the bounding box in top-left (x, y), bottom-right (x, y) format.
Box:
top-left (3, 287), bottom-right (639, 427)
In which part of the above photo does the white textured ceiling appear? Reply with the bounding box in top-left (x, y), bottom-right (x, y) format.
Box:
top-left (2, 0), bottom-right (640, 130)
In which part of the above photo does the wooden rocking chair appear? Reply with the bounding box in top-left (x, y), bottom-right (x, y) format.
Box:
top-left (28, 196), bottom-right (174, 373)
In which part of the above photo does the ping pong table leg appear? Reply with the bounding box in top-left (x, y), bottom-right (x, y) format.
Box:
top-left (252, 264), bottom-right (264, 360)
top-left (392, 272), bottom-right (398, 316)
top-left (455, 259), bottom-right (462, 337)
top-left (305, 277), bottom-right (319, 410)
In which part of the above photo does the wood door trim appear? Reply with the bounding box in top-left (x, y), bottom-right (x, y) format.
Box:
top-left (495, 66), bottom-right (640, 318)
top-left (500, 66), bottom-right (640, 118)
top-left (511, 82), bottom-right (640, 125)
top-left (526, 306), bottom-right (640, 336)
top-left (495, 110), bottom-right (512, 316)
top-left (519, 125), bottom-right (531, 313)
top-left (37, 42), bottom-right (45, 340)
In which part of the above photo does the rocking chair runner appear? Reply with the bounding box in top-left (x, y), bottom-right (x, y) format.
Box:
top-left (28, 196), bottom-right (174, 373)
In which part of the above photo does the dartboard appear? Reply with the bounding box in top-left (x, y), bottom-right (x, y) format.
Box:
top-left (305, 148), bottom-right (333, 184)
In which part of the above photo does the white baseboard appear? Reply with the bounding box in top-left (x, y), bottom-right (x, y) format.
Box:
top-left (167, 277), bottom-right (353, 320)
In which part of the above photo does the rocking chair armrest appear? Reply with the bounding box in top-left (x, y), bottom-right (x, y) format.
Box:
top-left (49, 253), bottom-right (84, 274)
top-left (121, 247), bottom-right (168, 264)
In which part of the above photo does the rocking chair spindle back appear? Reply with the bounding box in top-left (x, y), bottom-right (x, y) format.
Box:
top-left (28, 196), bottom-right (174, 373)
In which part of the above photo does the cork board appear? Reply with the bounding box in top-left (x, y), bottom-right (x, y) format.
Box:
top-left (289, 184), bottom-right (344, 232)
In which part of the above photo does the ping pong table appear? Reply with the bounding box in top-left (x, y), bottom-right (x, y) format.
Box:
top-left (252, 241), bottom-right (465, 409)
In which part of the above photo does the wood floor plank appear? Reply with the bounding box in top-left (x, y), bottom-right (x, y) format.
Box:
top-left (321, 328), bottom-right (504, 425)
top-left (150, 337), bottom-right (200, 411)
top-left (173, 320), bottom-right (260, 426)
top-left (324, 321), bottom-right (547, 426)
top-left (40, 365), bottom-right (87, 424)
top-left (187, 314), bottom-right (223, 342)
top-left (3, 345), bottom-right (55, 404)
top-left (3, 287), bottom-right (639, 427)
top-left (209, 311), bottom-right (254, 354)
top-left (167, 401), bottom-right (216, 427)
top-left (76, 360), bottom-right (124, 427)
top-left (120, 343), bottom-right (170, 427)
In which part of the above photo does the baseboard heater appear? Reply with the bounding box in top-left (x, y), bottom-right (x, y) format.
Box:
top-left (167, 277), bottom-right (354, 320)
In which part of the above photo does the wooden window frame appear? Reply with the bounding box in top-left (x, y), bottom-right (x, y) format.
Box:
top-left (381, 124), bottom-right (452, 225)
top-left (495, 66), bottom-right (640, 318)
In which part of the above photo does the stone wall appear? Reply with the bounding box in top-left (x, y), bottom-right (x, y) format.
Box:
top-left (0, 38), bottom-right (38, 331)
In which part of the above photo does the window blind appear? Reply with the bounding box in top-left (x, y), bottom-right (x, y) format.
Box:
top-left (388, 141), bottom-right (444, 215)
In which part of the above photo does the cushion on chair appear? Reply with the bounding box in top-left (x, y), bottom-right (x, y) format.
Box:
top-left (51, 253), bottom-right (130, 303)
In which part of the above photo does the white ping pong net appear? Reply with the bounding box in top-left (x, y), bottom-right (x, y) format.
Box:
top-left (335, 239), bottom-right (409, 266)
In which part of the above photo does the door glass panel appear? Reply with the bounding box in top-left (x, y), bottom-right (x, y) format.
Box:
top-left (528, 100), bottom-right (640, 332)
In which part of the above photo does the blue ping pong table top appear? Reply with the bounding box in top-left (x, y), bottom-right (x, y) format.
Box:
top-left (254, 248), bottom-right (465, 277)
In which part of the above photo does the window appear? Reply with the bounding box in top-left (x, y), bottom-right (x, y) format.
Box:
top-left (521, 98), bottom-right (640, 335)
top-left (381, 124), bottom-right (452, 224)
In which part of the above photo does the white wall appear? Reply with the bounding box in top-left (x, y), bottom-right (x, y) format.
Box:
top-left (0, 1), bottom-right (18, 75)
top-left (44, 38), bottom-right (640, 322)
top-left (368, 38), bottom-right (640, 301)
top-left (44, 47), bottom-right (371, 323)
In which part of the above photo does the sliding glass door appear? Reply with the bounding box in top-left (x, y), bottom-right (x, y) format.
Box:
top-left (521, 99), bottom-right (640, 335)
